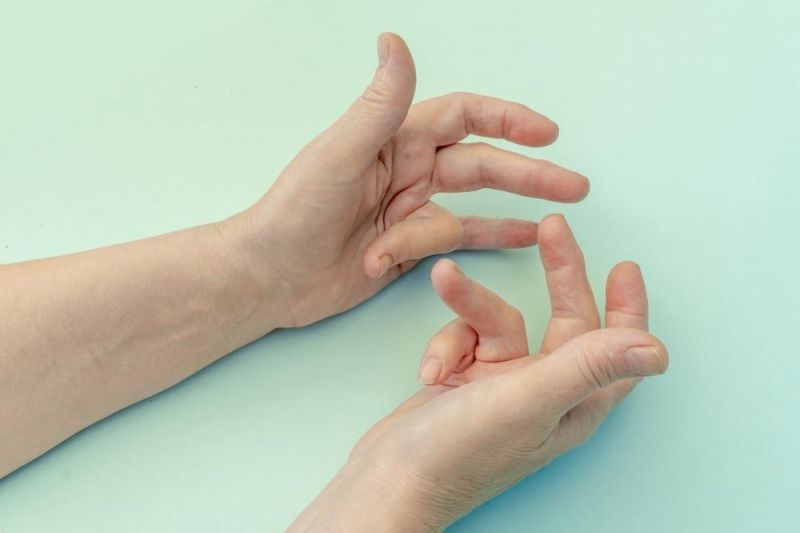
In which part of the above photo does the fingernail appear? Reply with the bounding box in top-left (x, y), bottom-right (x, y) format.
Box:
top-left (377, 34), bottom-right (390, 67)
top-left (625, 346), bottom-right (666, 376)
top-left (378, 254), bottom-right (394, 277)
top-left (418, 356), bottom-right (442, 385)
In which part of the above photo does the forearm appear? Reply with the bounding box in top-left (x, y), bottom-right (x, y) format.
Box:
top-left (0, 218), bottom-right (286, 477)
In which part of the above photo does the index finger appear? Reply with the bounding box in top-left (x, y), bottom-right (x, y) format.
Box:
top-left (410, 92), bottom-right (560, 147)
top-left (431, 259), bottom-right (528, 361)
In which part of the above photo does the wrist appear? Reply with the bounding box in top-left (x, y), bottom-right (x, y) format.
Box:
top-left (289, 456), bottom-right (444, 532)
top-left (211, 215), bottom-right (293, 334)
top-left (215, 205), bottom-right (325, 329)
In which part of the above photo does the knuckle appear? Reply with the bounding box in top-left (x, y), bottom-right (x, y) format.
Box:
top-left (575, 341), bottom-right (619, 389)
top-left (447, 90), bottom-right (473, 101)
top-left (652, 337), bottom-right (670, 370)
top-left (441, 215), bottom-right (465, 251)
top-left (397, 139), bottom-right (428, 162)
top-left (361, 79), bottom-right (391, 105)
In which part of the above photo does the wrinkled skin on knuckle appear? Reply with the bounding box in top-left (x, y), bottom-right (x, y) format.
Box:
top-left (450, 219), bottom-right (467, 251)
top-left (447, 90), bottom-right (472, 100)
top-left (395, 133), bottom-right (430, 163)
top-left (361, 78), bottom-right (392, 107)
top-left (479, 312), bottom-right (528, 361)
top-left (435, 214), bottom-right (465, 253)
top-left (575, 340), bottom-right (622, 389)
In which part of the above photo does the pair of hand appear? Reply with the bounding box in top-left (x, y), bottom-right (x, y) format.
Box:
top-left (214, 33), bottom-right (668, 530)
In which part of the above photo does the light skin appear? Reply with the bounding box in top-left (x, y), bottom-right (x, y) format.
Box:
top-left (226, 32), bottom-right (589, 327)
top-left (0, 32), bottom-right (668, 531)
top-left (288, 214), bottom-right (667, 531)
top-left (0, 33), bottom-right (585, 477)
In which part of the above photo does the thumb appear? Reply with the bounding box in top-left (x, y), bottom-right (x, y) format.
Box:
top-left (524, 328), bottom-right (668, 416)
top-left (331, 33), bottom-right (416, 157)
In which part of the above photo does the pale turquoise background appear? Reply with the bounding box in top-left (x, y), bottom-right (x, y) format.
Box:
top-left (1, 0), bottom-right (798, 531)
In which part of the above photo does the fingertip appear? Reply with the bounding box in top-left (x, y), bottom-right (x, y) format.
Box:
top-left (376, 32), bottom-right (416, 103)
top-left (378, 31), bottom-right (407, 50)
top-left (537, 213), bottom-right (571, 246)
top-left (629, 331), bottom-right (668, 374)
top-left (506, 104), bottom-right (561, 147)
top-left (379, 254), bottom-right (395, 277)
top-left (435, 257), bottom-right (460, 269)
top-left (606, 261), bottom-right (647, 306)
top-left (422, 319), bottom-right (478, 385)
top-left (377, 34), bottom-right (390, 67)
top-left (538, 164), bottom-right (590, 203)
top-left (418, 355), bottom-right (443, 385)
top-left (363, 250), bottom-right (394, 279)
top-left (549, 120), bottom-right (560, 143)
top-left (608, 328), bottom-right (667, 372)
top-left (431, 258), bottom-right (466, 300)
top-left (625, 337), bottom-right (669, 377)
top-left (431, 257), bottom-right (461, 282)
top-left (534, 118), bottom-right (560, 146)
top-left (363, 255), bottom-right (380, 279)
top-left (651, 336), bottom-right (670, 373)
top-left (539, 211), bottom-right (566, 225)
top-left (375, 32), bottom-right (407, 63)
top-left (570, 172), bottom-right (591, 202)
top-left (619, 260), bottom-right (642, 271)
top-left (609, 261), bottom-right (643, 282)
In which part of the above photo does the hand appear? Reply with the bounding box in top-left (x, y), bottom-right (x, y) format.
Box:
top-left (220, 33), bottom-right (589, 327)
top-left (290, 215), bottom-right (668, 531)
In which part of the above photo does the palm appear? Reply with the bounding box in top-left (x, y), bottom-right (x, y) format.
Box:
top-left (406, 215), bottom-right (651, 434)
top-left (254, 136), bottom-right (443, 325)
top-left (351, 216), bottom-right (658, 525)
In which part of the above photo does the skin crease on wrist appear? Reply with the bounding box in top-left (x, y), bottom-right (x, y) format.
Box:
top-left (0, 31), bottom-right (587, 480)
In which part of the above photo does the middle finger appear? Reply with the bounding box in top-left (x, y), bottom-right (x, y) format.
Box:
top-left (432, 142), bottom-right (589, 203)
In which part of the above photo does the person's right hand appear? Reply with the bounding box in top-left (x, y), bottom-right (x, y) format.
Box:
top-left (289, 214), bottom-right (668, 531)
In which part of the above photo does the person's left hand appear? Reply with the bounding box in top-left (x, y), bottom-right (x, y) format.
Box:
top-left (289, 214), bottom-right (667, 531)
top-left (219, 33), bottom-right (588, 327)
